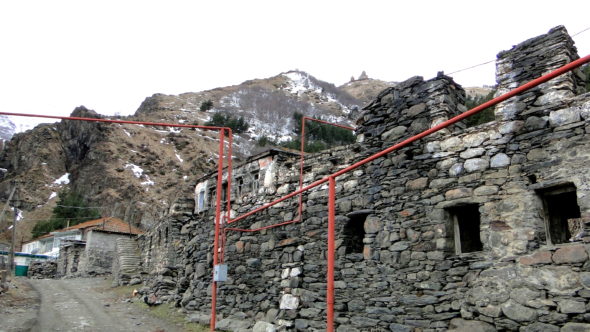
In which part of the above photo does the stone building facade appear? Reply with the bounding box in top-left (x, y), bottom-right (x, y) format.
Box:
top-left (139, 26), bottom-right (590, 331)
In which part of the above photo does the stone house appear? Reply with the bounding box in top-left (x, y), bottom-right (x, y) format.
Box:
top-left (139, 26), bottom-right (590, 331)
top-left (24, 217), bottom-right (143, 277)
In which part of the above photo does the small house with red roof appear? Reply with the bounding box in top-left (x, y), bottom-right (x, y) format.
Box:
top-left (22, 217), bottom-right (143, 276)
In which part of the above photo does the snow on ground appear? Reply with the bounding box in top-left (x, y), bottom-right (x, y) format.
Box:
top-left (123, 129), bottom-right (132, 137)
top-left (175, 153), bottom-right (183, 163)
top-left (282, 71), bottom-right (321, 95)
top-left (53, 173), bottom-right (70, 185)
top-left (140, 175), bottom-right (154, 186)
top-left (124, 164), bottom-right (143, 178)
top-left (48, 192), bottom-right (57, 200)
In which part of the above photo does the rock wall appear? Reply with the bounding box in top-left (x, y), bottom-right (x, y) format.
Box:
top-left (28, 260), bottom-right (57, 279)
top-left (139, 26), bottom-right (590, 331)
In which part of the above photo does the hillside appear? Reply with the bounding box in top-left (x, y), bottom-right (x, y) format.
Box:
top-left (0, 71), bottom-right (369, 246)
top-left (0, 69), bottom-right (495, 246)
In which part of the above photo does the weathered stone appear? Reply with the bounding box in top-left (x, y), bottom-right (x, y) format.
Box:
top-left (460, 148), bottom-right (486, 159)
top-left (441, 137), bottom-right (463, 151)
top-left (501, 299), bottom-right (537, 322)
top-left (279, 294), bottom-right (299, 310)
top-left (490, 153), bottom-right (510, 168)
top-left (464, 158), bottom-right (489, 172)
top-left (474, 185), bottom-right (499, 196)
top-left (406, 177), bottom-right (428, 190)
top-left (388, 323), bottom-right (412, 332)
top-left (561, 323), bottom-right (590, 332)
top-left (552, 245), bottom-right (588, 264)
top-left (253, 321), bottom-right (277, 332)
top-left (463, 132), bottom-right (489, 147)
top-left (477, 304), bottom-right (502, 318)
top-left (364, 216), bottom-right (381, 234)
top-left (449, 163), bottom-right (464, 176)
top-left (520, 322), bottom-right (559, 332)
top-left (499, 121), bottom-right (524, 134)
top-left (549, 107), bottom-right (581, 127)
top-left (519, 251), bottom-right (553, 265)
top-left (558, 299), bottom-right (586, 313)
top-left (382, 126), bottom-right (407, 141)
top-left (525, 116), bottom-right (548, 130)
top-left (445, 188), bottom-right (473, 200)
top-left (447, 318), bottom-right (496, 332)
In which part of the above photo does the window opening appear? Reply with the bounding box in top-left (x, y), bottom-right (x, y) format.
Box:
top-left (237, 177), bottom-right (244, 197)
top-left (343, 211), bottom-right (368, 254)
top-left (447, 204), bottom-right (483, 254)
top-left (198, 190), bottom-right (205, 211)
top-left (251, 171), bottom-right (259, 194)
top-left (221, 182), bottom-right (228, 203)
top-left (537, 184), bottom-right (582, 244)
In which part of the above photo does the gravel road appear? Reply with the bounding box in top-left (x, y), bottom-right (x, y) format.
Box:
top-left (1, 277), bottom-right (185, 332)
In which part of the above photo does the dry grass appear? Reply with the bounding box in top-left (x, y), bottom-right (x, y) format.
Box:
top-left (109, 283), bottom-right (209, 332)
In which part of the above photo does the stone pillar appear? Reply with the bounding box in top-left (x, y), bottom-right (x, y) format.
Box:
top-left (356, 73), bottom-right (466, 145)
top-left (495, 26), bottom-right (584, 121)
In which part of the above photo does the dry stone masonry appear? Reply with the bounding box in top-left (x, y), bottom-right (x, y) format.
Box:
top-left (137, 26), bottom-right (590, 331)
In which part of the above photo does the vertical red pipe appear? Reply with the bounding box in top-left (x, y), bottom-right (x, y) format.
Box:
top-left (210, 129), bottom-right (225, 331)
top-left (221, 129), bottom-right (234, 263)
top-left (298, 116), bottom-right (306, 219)
top-left (327, 176), bottom-right (336, 332)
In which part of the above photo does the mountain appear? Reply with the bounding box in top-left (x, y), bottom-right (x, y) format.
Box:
top-left (0, 116), bottom-right (16, 149)
top-left (0, 68), bottom-right (496, 245)
top-left (0, 71), bottom-right (368, 244)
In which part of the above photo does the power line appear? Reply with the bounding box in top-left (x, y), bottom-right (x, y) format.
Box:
top-left (447, 59), bottom-right (495, 76)
top-left (55, 204), bottom-right (107, 210)
top-left (573, 26), bottom-right (590, 37)
top-left (447, 26), bottom-right (590, 78)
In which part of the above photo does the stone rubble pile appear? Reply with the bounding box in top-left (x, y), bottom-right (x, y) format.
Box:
top-left (28, 261), bottom-right (57, 279)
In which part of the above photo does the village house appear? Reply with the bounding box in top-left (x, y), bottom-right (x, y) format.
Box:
top-left (23, 217), bottom-right (143, 276)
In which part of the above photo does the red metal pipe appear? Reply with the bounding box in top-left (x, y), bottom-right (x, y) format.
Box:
top-left (298, 116), bottom-right (306, 220)
top-left (326, 176), bottom-right (336, 332)
top-left (0, 112), bottom-right (228, 131)
top-left (210, 129), bottom-right (225, 331)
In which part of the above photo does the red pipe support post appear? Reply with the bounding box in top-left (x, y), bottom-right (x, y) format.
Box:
top-left (327, 176), bottom-right (336, 332)
top-left (210, 129), bottom-right (226, 331)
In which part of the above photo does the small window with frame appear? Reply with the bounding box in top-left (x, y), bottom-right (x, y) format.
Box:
top-left (536, 183), bottom-right (582, 245)
top-left (446, 204), bottom-right (483, 254)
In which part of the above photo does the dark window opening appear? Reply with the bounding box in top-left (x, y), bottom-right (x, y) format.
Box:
top-left (251, 172), bottom-right (260, 194)
top-left (236, 177), bottom-right (244, 197)
top-left (208, 188), bottom-right (215, 208)
top-left (447, 204), bottom-right (483, 254)
top-left (342, 212), bottom-right (368, 254)
top-left (221, 182), bottom-right (228, 202)
top-left (537, 184), bottom-right (582, 244)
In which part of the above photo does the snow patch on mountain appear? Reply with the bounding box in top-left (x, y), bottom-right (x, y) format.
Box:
top-left (53, 173), bottom-right (70, 185)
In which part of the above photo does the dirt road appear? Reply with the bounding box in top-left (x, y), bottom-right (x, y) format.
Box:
top-left (1, 277), bottom-right (192, 332)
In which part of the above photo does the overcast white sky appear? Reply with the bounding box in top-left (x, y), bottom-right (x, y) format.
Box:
top-left (1, 0), bottom-right (589, 126)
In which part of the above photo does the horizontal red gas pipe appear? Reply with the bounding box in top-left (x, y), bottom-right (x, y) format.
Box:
top-left (0, 112), bottom-right (230, 131)
top-left (228, 53), bottom-right (590, 223)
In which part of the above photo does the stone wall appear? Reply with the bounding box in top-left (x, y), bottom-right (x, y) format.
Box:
top-left (28, 260), bottom-right (57, 279)
top-left (57, 242), bottom-right (84, 277)
top-left (140, 26), bottom-right (590, 331)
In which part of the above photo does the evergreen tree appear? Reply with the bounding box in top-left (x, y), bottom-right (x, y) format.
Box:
top-left (31, 191), bottom-right (101, 238)
top-left (200, 100), bottom-right (214, 111)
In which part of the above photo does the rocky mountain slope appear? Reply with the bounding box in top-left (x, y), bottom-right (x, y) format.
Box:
top-left (0, 68), bottom-right (494, 246)
top-left (0, 71), bottom-right (371, 245)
